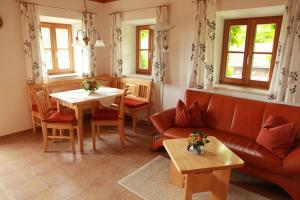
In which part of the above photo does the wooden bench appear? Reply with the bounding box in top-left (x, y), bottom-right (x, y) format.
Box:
top-left (113, 78), bottom-right (152, 132)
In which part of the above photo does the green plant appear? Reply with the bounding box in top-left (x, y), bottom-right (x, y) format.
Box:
top-left (81, 79), bottom-right (100, 92)
top-left (187, 130), bottom-right (210, 154)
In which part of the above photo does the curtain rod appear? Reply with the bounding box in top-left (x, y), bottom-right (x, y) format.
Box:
top-left (17, 0), bottom-right (97, 15)
top-left (108, 5), bottom-right (168, 16)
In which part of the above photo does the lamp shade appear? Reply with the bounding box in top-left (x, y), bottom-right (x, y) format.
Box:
top-left (95, 39), bottom-right (105, 47)
top-left (149, 24), bottom-right (175, 32)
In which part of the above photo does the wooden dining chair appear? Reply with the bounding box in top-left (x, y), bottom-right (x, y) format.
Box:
top-left (31, 88), bottom-right (78, 153)
top-left (91, 88), bottom-right (128, 150)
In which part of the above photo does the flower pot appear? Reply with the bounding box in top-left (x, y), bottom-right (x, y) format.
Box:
top-left (188, 145), bottom-right (204, 154)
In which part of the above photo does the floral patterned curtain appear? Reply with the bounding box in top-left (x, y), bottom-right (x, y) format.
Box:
top-left (82, 12), bottom-right (97, 77)
top-left (111, 13), bottom-right (123, 77)
top-left (20, 3), bottom-right (48, 83)
top-left (268, 0), bottom-right (300, 103)
top-left (188, 0), bottom-right (216, 89)
top-left (151, 6), bottom-right (168, 83)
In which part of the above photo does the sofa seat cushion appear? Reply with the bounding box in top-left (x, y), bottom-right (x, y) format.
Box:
top-left (203, 128), bottom-right (284, 176)
top-left (32, 100), bottom-right (57, 112)
top-left (46, 111), bottom-right (76, 124)
top-left (92, 108), bottom-right (119, 121)
top-left (164, 128), bottom-right (195, 139)
top-left (124, 98), bottom-right (148, 108)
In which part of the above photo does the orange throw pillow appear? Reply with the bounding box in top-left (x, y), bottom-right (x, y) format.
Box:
top-left (256, 116), bottom-right (297, 159)
top-left (174, 100), bottom-right (205, 128)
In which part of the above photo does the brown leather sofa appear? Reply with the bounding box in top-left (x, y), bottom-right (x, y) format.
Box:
top-left (150, 89), bottom-right (300, 199)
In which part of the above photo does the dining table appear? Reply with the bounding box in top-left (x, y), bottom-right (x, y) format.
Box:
top-left (50, 87), bottom-right (123, 153)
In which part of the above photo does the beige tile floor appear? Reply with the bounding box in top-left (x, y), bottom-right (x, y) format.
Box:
top-left (0, 120), bottom-right (290, 200)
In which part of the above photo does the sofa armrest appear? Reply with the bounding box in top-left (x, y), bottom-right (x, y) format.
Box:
top-left (283, 140), bottom-right (300, 175)
top-left (150, 108), bottom-right (176, 136)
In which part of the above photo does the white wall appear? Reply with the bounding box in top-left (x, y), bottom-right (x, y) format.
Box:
top-left (0, 0), bottom-right (285, 135)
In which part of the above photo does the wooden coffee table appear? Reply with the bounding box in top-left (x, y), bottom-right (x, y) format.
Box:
top-left (163, 137), bottom-right (244, 200)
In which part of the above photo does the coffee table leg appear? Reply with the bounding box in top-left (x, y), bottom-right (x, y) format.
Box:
top-left (210, 168), bottom-right (231, 200)
top-left (184, 174), bottom-right (193, 200)
top-left (169, 162), bottom-right (184, 188)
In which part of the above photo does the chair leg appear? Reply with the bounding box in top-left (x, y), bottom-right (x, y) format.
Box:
top-left (31, 114), bottom-right (37, 133)
top-left (92, 122), bottom-right (96, 150)
top-left (132, 112), bottom-right (137, 133)
top-left (41, 123), bottom-right (48, 152)
top-left (52, 129), bottom-right (57, 143)
top-left (59, 130), bottom-right (63, 142)
top-left (118, 119), bottom-right (125, 147)
top-left (69, 128), bottom-right (75, 154)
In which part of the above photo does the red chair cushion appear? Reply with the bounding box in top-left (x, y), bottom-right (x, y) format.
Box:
top-left (92, 108), bottom-right (119, 121)
top-left (256, 116), bottom-right (298, 159)
top-left (46, 111), bottom-right (76, 124)
top-left (32, 100), bottom-right (57, 112)
top-left (124, 98), bottom-right (148, 108)
top-left (174, 100), bottom-right (205, 128)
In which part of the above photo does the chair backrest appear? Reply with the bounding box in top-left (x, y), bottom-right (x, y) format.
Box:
top-left (27, 83), bottom-right (43, 111)
top-left (110, 87), bottom-right (129, 120)
top-left (31, 88), bottom-right (54, 121)
top-left (113, 78), bottom-right (152, 103)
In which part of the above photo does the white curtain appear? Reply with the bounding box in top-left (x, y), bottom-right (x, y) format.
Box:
top-left (82, 12), bottom-right (97, 77)
top-left (111, 13), bottom-right (123, 77)
top-left (20, 2), bottom-right (48, 83)
top-left (151, 6), bottom-right (168, 83)
top-left (268, 0), bottom-right (300, 103)
top-left (188, 0), bottom-right (216, 89)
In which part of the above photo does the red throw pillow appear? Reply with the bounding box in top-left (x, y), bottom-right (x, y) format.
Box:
top-left (256, 116), bottom-right (297, 159)
top-left (174, 100), bottom-right (205, 128)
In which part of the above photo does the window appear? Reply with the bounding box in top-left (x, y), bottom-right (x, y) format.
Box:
top-left (136, 25), bottom-right (154, 75)
top-left (220, 16), bottom-right (282, 89)
top-left (41, 23), bottom-right (74, 75)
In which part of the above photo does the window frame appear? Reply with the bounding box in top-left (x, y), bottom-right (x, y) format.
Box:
top-left (40, 22), bottom-right (74, 75)
top-left (220, 16), bottom-right (282, 89)
top-left (136, 25), bottom-right (154, 75)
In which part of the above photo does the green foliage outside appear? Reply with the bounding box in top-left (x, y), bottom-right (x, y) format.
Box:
top-left (139, 30), bottom-right (149, 69)
top-left (229, 24), bottom-right (276, 48)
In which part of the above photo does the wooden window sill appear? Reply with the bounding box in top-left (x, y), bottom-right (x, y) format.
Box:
top-left (124, 73), bottom-right (152, 80)
top-left (48, 73), bottom-right (81, 81)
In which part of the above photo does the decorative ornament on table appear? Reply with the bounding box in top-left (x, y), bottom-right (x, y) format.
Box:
top-left (187, 130), bottom-right (210, 154)
top-left (81, 79), bottom-right (100, 95)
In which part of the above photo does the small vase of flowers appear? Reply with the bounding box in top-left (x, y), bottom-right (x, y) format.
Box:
top-left (81, 79), bottom-right (100, 95)
top-left (187, 130), bottom-right (210, 154)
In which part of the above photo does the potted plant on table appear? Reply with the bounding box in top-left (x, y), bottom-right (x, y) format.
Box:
top-left (187, 130), bottom-right (210, 154)
top-left (81, 79), bottom-right (100, 95)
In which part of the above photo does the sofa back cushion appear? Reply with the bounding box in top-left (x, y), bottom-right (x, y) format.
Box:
top-left (185, 90), bottom-right (212, 111)
top-left (206, 94), bottom-right (236, 132)
top-left (230, 99), bottom-right (266, 140)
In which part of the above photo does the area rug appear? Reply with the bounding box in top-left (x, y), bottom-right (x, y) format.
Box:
top-left (118, 156), bottom-right (270, 200)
